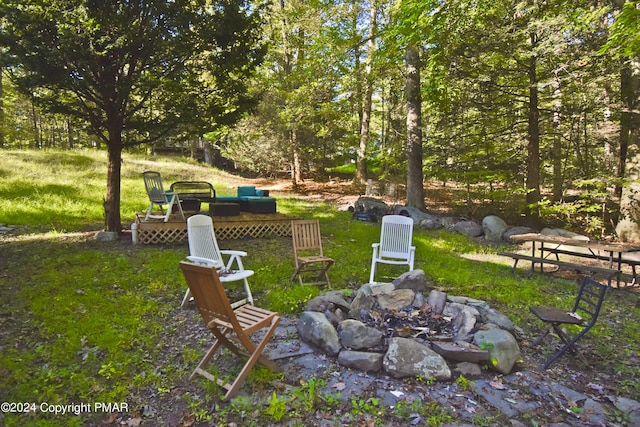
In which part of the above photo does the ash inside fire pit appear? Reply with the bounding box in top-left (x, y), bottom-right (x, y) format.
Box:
top-left (362, 304), bottom-right (456, 341)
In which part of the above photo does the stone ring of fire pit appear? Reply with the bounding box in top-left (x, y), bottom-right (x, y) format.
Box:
top-left (296, 270), bottom-right (521, 380)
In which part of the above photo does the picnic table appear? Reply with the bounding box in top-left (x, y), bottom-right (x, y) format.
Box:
top-left (500, 233), bottom-right (640, 287)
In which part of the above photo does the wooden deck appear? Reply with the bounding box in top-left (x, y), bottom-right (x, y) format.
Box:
top-left (133, 212), bottom-right (299, 244)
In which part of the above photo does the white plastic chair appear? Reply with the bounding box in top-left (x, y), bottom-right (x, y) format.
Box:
top-left (183, 214), bottom-right (254, 309)
top-left (143, 171), bottom-right (184, 222)
top-left (369, 215), bottom-right (415, 283)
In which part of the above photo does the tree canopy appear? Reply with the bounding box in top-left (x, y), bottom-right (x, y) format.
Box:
top-left (2, 0), bottom-right (640, 237)
top-left (0, 0), bottom-right (266, 232)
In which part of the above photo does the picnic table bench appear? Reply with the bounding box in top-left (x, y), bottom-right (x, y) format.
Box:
top-left (503, 233), bottom-right (640, 287)
top-left (497, 251), bottom-right (621, 285)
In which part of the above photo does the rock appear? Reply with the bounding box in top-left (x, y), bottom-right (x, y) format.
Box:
top-left (296, 311), bottom-right (341, 356)
top-left (348, 286), bottom-right (375, 320)
top-left (444, 302), bottom-right (480, 340)
top-left (472, 305), bottom-right (516, 335)
top-left (324, 309), bottom-right (341, 328)
top-left (353, 197), bottom-right (390, 219)
top-left (541, 227), bottom-right (589, 241)
top-left (392, 269), bottom-right (427, 293)
top-left (338, 350), bottom-right (383, 372)
top-left (473, 328), bottom-right (521, 375)
top-left (347, 285), bottom-right (376, 319)
top-left (338, 319), bottom-right (384, 350)
top-left (431, 341), bottom-right (490, 363)
top-left (419, 216), bottom-right (443, 230)
top-left (503, 226), bottom-right (535, 242)
top-left (95, 231), bottom-right (118, 242)
top-left (427, 289), bottom-right (447, 315)
top-left (440, 216), bottom-right (460, 230)
top-left (482, 215), bottom-right (508, 242)
top-left (454, 361), bottom-right (483, 377)
top-left (369, 282), bottom-right (395, 295)
top-left (305, 293), bottom-right (351, 313)
top-left (393, 206), bottom-right (428, 223)
top-left (383, 337), bottom-right (451, 380)
top-left (377, 289), bottom-right (415, 311)
top-left (452, 220), bottom-right (483, 237)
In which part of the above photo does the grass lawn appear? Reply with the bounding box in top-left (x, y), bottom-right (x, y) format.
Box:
top-left (1, 150), bottom-right (639, 426)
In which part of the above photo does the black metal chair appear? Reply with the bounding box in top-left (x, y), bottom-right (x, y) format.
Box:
top-left (529, 276), bottom-right (608, 369)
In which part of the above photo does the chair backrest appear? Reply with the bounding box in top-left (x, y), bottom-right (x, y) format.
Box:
top-left (187, 214), bottom-right (224, 267)
top-left (572, 276), bottom-right (608, 327)
top-left (143, 171), bottom-right (169, 203)
top-left (291, 220), bottom-right (325, 257)
top-left (378, 215), bottom-right (414, 260)
top-left (179, 261), bottom-right (236, 327)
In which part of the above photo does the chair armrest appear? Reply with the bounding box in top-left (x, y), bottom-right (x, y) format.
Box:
top-left (186, 256), bottom-right (223, 269)
top-left (220, 250), bottom-right (248, 257)
top-left (219, 250), bottom-right (248, 271)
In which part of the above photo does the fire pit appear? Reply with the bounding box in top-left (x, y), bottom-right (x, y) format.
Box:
top-left (296, 270), bottom-right (521, 379)
top-left (363, 305), bottom-right (457, 341)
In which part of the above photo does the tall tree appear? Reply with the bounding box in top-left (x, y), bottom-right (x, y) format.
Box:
top-left (405, 43), bottom-right (425, 209)
top-left (606, 1), bottom-right (640, 241)
top-left (354, 0), bottom-right (379, 185)
top-left (0, 70), bottom-right (4, 148)
top-left (0, 0), bottom-right (265, 232)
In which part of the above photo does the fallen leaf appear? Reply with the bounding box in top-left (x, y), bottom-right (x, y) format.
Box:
top-left (333, 382), bottom-right (346, 391)
top-left (102, 413), bottom-right (117, 424)
top-left (125, 418), bottom-right (142, 427)
top-left (490, 380), bottom-right (506, 390)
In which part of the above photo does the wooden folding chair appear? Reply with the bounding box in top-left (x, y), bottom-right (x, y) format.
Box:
top-left (370, 215), bottom-right (415, 283)
top-left (179, 261), bottom-right (282, 400)
top-left (291, 219), bottom-right (334, 286)
top-left (529, 276), bottom-right (608, 369)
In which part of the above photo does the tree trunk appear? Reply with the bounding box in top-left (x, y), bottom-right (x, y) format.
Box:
top-left (104, 133), bottom-right (123, 233)
top-left (290, 128), bottom-right (302, 189)
top-left (355, 3), bottom-right (377, 186)
top-left (405, 44), bottom-right (425, 210)
top-left (552, 78), bottom-right (563, 201)
top-left (525, 33), bottom-right (541, 227)
top-left (615, 57), bottom-right (640, 242)
top-left (0, 71), bottom-right (4, 148)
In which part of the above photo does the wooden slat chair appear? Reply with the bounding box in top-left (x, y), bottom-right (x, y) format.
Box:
top-left (142, 170), bottom-right (184, 222)
top-left (370, 215), bottom-right (416, 283)
top-left (182, 214), bottom-right (254, 309)
top-left (291, 219), bottom-right (334, 286)
top-left (529, 276), bottom-right (608, 369)
top-left (179, 261), bottom-right (282, 400)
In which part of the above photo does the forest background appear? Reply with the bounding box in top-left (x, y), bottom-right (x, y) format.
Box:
top-left (1, 0), bottom-right (639, 239)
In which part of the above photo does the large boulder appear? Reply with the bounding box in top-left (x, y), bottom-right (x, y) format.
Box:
top-left (392, 269), bottom-right (428, 293)
top-left (353, 197), bottom-right (390, 220)
top-left (338, 319), bottom-right (384, 350)
top-left (452, 220), bottom-right (483, 237)
top-left (473, 327), bottom-right (521, 374)
top-left (338, 350), bottom-right (384, 372)
top-left (383, 337), bottom-right (451, 380)
top-left (482, 215), bottom-right (509, 242)
top-left (377, 289), bottom-right (416, 311)
top-left (297, 311), bottom-right (341, 356)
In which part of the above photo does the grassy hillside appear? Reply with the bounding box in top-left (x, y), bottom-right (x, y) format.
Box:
top-left (0, 150), bottom-right (254, 232)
